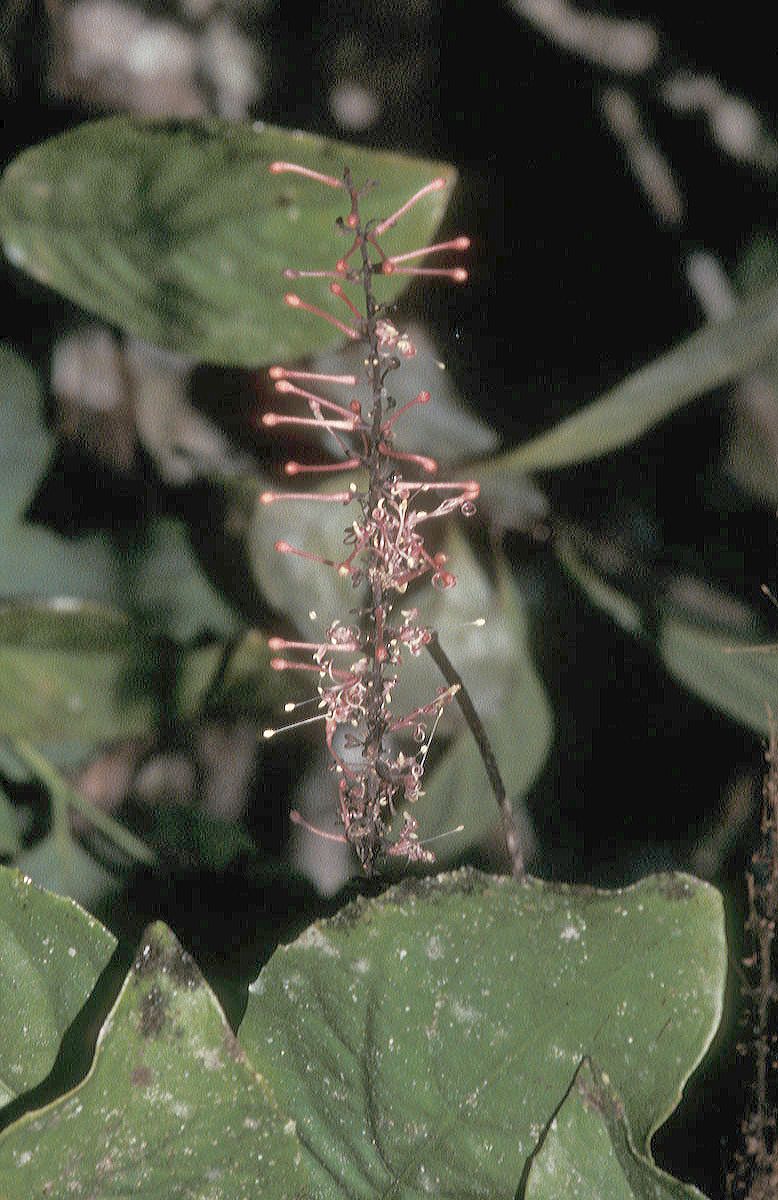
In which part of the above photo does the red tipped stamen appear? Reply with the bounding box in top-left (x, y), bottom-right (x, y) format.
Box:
top-left (284, 293), bottom-right (361, 340)
top-left (381, 391), bottom-right (430, 433)
top-left (329, 282), bottom-right (363, 320)
top-left (284, 459), bottom-right (361, 476)
top-left (273, 541), bottom-right (343, 570)
top-left (373, 178), bottom-right (447, 236)
top-left (262, 413), bottom-right (358, 430)
top-left (383, 237), bottom-right (471, 266)
top-left (385, 267), bottom-right (468, 282)
top-left (379, 445), bottom-right (438, 474)
top-left (260, 490), bottom-right (353, 505)
top-left (283, 268), bottom-right (344, 280)
top-left (274, 379), bottom-right (362, 422)
top-left (267, 637), bottom-right (361, 653)
top-left (393, 479), bottom-right (480, 498)
top-left (289, 809), bottom-right (348, 843)
top-left (270, 658), bottom-right (324, 673)
top-left (268, 162), bottom-right (344, 189)
top-left (269, 367), bottom-right (358, 386)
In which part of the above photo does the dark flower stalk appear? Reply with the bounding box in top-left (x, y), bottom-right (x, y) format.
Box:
top-left (260, 162), bottom-right (501, 876)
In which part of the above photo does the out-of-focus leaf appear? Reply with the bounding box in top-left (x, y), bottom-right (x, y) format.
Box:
top-left (149, 806), bottom-right (254, 871)
top-left (177, 628), bottom-right (281, 719)
top-left (0, 600), bottom-right (155, 754)
top-left (0, 597), bottom-right (134, 650)
top-left (556, 533), bottom-right (643, 635)
top-left (131, 516), bottom-right (239, 642)
top-left (11, 737), bottom-right (155, 867)
top-left (524, 1059), bottom-right (707, 1200)
top-left (723, 237), bottom-right (778, 506)
top-left (0, 343), bottom-right (118, 600)
top-left (556, 530), bottom-right (777, 737)
top-left (491, 281), bottom-right (778, 473)
top-left (659, 621), bottom-right (778, 737)
top-left (0, 865), bottom-right (116, 1110)
top-left (0, 922), bottom-right (306, 1198)
top-left (0, 117), bottom-right (457, 367)
top-left (13, 830), bottom-right (116, 911)
top-left (416, 545), bottom-right (552, 860)
top-left (0, 786), bottom-right (21, 857)
top-left (241, 869), bottom-right (725, 1198)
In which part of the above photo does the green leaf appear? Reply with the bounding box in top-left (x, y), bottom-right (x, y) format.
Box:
top-left (417, 547), bottom-right (552, 859)
top-left (489, 280), bottom-right (778, 473)
top-left (0, 343), bottom-right (118, 601)
top-left (659, 620), bottom-right (778, 737)
top-left (241, 868), bottom-right (725, 1199)
top-left (555, 534), bottom-right (643, 636)
top-left (177, 628), bottom-right (281, 720)
top-left (0, 602), bottom-right (156, 755)
top-left (0, 117), bottom-right (457, 367)
top-left (557, 528), bottom-right (778, 738)
top-left (524, 1059), bottom-right (707, 1199)
top-left (0, 865), bottom-right (116, 1111)
top-left (0, 922), bottom-right (306, 1198)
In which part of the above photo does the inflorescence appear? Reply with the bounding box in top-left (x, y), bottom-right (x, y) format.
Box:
top-left (261, 162), bottom-right (475, 874)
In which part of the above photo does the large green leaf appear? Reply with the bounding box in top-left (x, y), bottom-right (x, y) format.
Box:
top-left (0, 921), bottom-right (305, 1198)
top-left (0, 865), bottom-right (116, 1111)
top-left (0, 343), bottom-right (118, 601)
top-left (0, 118), bottom-right (457, 367)
top-left (488, 280), bottom-right (778, 473)
top-left (524, 1059), bottom-right (707, 1199)
top-left (241, 869), bottom-right (725, 1199)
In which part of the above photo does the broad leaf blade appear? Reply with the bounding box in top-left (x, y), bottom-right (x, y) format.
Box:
top-left (524, 1060), bottom-right (708, 1199)
top-left (489, 281), bottom-right (778, 473)
top-left (0, 865), bottom-right (116, 1110)
top-left (0, 118), bottom-right (457, 367)
top-left (0, 922), bottom-right (306, 1198)
top-left (241, 869), bottom-right (725, 1199)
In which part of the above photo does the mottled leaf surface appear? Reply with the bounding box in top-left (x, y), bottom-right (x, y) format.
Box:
top-left (241, 869), bottom-right (725, 1199)
top-left (0, 922), bottom-right (305, 1198)
top-left (0, 118), bottom-right (457, 367)
top-left (524, 1060), bottom-right (707, 1199)
top-left (0, 866), bottom-right (116, 1111)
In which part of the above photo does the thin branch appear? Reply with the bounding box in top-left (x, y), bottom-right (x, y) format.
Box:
top-left (426, 633), bottom-right (525, 878)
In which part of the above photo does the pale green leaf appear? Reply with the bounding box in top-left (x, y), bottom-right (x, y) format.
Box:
top-left (241, 869), bottom-right (725, 1199)
top-left (524, 1059), bottom-right (708, 1199)
top-left (0, 865), bottom-right (116, 1111)
top-left (0, 922), bottom-right (306, 1198)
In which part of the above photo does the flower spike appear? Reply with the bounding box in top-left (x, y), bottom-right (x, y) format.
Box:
top-left (259, 170), bottom-right (483, 874)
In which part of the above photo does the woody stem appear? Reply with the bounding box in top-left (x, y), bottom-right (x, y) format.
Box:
top-left (426, 632), bottom-right (525, 878)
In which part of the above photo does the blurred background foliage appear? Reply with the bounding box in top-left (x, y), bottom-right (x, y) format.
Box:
top-left (2, 1), bottom-right (778, 1192)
